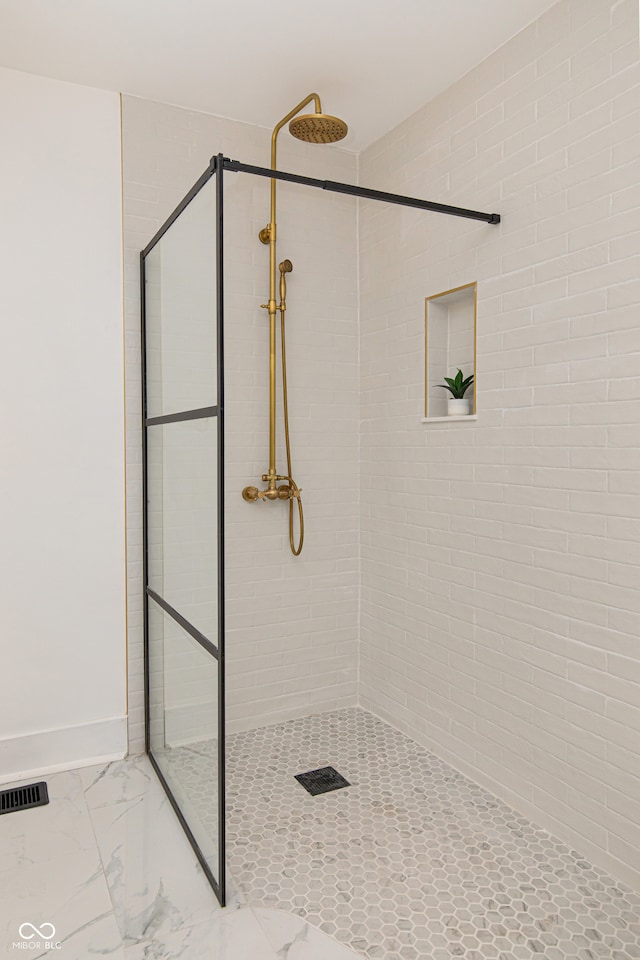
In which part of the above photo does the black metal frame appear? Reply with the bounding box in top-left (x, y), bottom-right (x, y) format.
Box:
top-left (142, 154), bottom-right (226, 906)
top-left (146, 406), bottom-right (217, 427)
top-left (223, 158), bottom-right (501, 224)
top-left (141, 152), bottom-right (499, 910)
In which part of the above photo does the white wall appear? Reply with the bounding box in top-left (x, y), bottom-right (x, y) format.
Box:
top-left (0, 67), bottom-right (127, 780)
top-left (359, 0), bottom-right (640, 890)
top-left (122, 96), bottom-right (359, 751)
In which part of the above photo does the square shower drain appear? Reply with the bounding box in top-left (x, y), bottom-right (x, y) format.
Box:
top-left (294, 766), bottom-right (350, 796)
top-left (0, 781), bottom-right (49, 815)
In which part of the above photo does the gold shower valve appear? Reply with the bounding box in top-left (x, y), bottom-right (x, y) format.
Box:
top-left (242, 475), bottom-right (300, 503)
top-left (242, 483), bottom-right (298, 502)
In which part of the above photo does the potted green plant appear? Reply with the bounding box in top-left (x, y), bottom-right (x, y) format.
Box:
top-left (437, 369), bottom-right (474, 416)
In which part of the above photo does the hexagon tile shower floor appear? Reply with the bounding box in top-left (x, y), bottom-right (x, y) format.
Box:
top-left (170, 708), bottom-right (640, 960)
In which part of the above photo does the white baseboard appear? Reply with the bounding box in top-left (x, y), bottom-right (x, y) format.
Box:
top-left (0, 715), bottom-right (128, 784)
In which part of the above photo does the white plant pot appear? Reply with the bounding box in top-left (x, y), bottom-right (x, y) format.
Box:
top-left (447, 398), bottom-right (471, 417)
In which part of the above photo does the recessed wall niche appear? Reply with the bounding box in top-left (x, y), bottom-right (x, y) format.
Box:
top-left (424, 281), bottom-right (477, 420)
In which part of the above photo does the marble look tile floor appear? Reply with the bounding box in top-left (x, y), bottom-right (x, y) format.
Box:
top-left (0, 756), bottom-right (358, 959)
top-left (223, 708), bottom-right (640, 960)
top-left (1, 709), bottom-right (639, 960)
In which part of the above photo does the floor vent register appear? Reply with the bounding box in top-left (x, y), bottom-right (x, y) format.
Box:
top-left (0, 781), bottom-right (49, 815)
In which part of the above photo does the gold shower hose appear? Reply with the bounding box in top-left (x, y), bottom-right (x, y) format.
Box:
top-left (280, 301), bottom-right (304, 556)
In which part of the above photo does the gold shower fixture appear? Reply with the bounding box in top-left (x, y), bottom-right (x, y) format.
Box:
top-left (241, 93), bottom-right (348, 556)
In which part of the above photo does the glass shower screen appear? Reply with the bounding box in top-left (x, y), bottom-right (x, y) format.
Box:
top-left (138, 152), bottom-right (495, 911)
top-left (141, 157), bottom-right (225, 905)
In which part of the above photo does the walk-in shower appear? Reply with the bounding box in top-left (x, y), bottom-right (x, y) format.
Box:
top-left (241, 93), bottom-right (349, 556)
top-left (141, 116), bottom-right (500, 909)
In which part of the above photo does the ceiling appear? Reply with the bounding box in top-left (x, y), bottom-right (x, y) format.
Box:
top-left (0, 0), bottom-right (557, 151)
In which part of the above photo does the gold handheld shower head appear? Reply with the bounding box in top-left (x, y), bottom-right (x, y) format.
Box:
top-left (279, 259), bottom-right (293, 273)
top-left (289, 113), bottom-right (348, 144)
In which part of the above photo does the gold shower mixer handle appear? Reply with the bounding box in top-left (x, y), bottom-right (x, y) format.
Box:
top-left (241, 485), bottom-right (276, 502)
top-left (249, 485), bottom-right (278, 501)
top-left (276, 483), bottom-right (302, 500)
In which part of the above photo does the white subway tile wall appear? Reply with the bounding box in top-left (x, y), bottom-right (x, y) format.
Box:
top-left (122, 0), bottom-right (640, 894)
top-left (122, 97), bottom-right (359, 751)
top-left (359, 0), bottom-right (640, 890)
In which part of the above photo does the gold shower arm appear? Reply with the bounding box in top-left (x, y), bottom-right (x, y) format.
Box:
top-left (259, 93), bottom-right (323, 245)
top-left (270, 93), bottom-right (321, 171)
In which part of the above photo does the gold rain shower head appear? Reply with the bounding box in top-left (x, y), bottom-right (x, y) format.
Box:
top-left (289, 113), bottom-right (348, 144)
